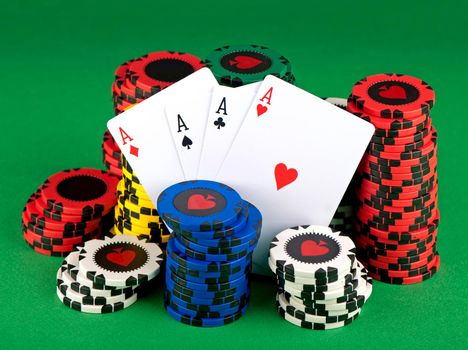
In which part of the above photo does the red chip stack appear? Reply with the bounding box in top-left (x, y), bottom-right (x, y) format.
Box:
top-left (347, 74), bottom-right (440, 284)
top-left (102, 51), bottom-right (205, 176)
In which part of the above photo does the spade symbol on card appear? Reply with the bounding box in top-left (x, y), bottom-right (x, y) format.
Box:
top-left (182, 136), bottom-right (193, 150)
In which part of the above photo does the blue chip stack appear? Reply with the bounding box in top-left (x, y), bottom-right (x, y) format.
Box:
top-left (157, 180), bottom-right (262, 327)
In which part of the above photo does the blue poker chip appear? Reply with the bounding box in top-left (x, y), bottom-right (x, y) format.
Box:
top-left (157, 180), bottom-right (244, 231)
top-left (172, 235), bottom-right (255, 262)
top-left (165, 289), bottom-right (249, 311)
top-left (166, 239), bottom-right (252, 273)
top-left (175, 204), bottom-right (249, 241)
top-left (192, 203), bottom-right (261, 248)
top-left (167, 259), bottom-right (250, 284)
top-left (166, 252), bottom-right (249, 278)
top-left (165, 301), bottom-right (249, 327)
top-left (174, 233), bottom-right (260, 255)
top-left (165, 280), bottom-right (249, 305)
top-left (166, 299), bottom-right (244, 319)
top-left (166, 270), bottom-right (248, 292)
top-left (165, 275), bottom-right (249, 300)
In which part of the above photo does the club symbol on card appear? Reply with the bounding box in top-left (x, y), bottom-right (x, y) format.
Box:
top-left (214, 117), bottom-right (226, 130)
top-left (257, 104), bottom-right (268, 117)
top-left (129, 145), bottom-right (139, 157)
top-left (274, 163), bottom-right (298, 190)
top-left (182, 136), bottom-right (193, 150)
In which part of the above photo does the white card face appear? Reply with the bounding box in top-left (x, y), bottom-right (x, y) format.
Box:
top-left (165, 89), bottom-right (214, 180)
top-left (216, 75), bottom-right (375, 275)
top-left (107, 68), bottom-right (218, 204)
top-left (197, 83), bottom-right (260, 180)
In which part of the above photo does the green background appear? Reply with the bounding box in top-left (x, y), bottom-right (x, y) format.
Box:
top-left (1, 0), bottom-right (467, 349)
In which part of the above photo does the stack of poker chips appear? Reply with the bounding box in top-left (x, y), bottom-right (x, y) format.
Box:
top-left (56, 235), bottom-right (163, 313)
top-left (269, 226), bottom-right (372, 330)
top-left (323, 98), bottom-right (356, 236)
top-left (204, 44), bottom-right (295, 87)
top-left (157, 180), bottom-right (262, 327)
top-left (103, 51), bottom-right (206, 175)
top-left (113, 156), bottom-right (170, 246)
top-left (21, 168), bottom-right (118, 257)
top-left (348, 73), bottom-right (440, 284)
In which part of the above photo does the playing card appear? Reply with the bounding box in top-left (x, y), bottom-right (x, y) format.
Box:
top-left (165, 87), bottom-right (215, 180)
top-left (107, 68), bottom-right (218, 204)
top-left (198, 83), bottom-right (260, 179)
top-left (216, 75), bottom-right (375, 275)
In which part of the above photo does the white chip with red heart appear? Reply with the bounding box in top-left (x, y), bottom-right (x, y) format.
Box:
top-left (78, 235), bottom-right (163, 288)
top-left (268, 225), bottom-right (356, 279)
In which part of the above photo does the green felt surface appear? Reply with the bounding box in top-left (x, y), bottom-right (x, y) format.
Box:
top-left (1, 0), bottom-right (467, 349)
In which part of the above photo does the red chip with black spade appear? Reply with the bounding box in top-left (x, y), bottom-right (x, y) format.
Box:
top-left (78, 235), bottom-right (163, 288)
top-left (269, 225), bottom-right (356, 279)
top-left (204, 44), bottom-right (294, 87)
top-left (157, 180), bottom-right (245, 232)
top-left (350, 73), bottom-right (435, 119)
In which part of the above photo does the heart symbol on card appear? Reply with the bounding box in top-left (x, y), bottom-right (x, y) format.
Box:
top-left (107, 248), bottom-right (136, 267)
top-left (274, 163), bottom-right (298, 190)
top-left (187, 194), bottom-right (216, 210)
top-left (230, 55), bottom-right (262, 70)
top-left (378, 85), bottom-right (407, 99)
top-left (257, 104), bottom-right (268, 117)
top-left (301, 240), bottom-right (329, 257)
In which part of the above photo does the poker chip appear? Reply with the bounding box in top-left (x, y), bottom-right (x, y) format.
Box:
top-left (160, 181), bottom-right (261, 327)
top-left (269, 226), bottom-right (356, 278)
top-left (21, 169), bottom-right (118, 256)
top-left (348, 74), bottom-right (440, 285)
top-left (40, 168), bottom-right (118, 216)
top-left (78, 235), bottom-right (163, 287)
top-left (269, 228), bottom-right (372, 330)
top-left (204, 44), bottom-right (294, 87)
top-left (350, 73), bottom-right (435, 119)
top-left (157, 180), bottom-right (244, 231)
top-left (111, 156), bottom-right (170, 246)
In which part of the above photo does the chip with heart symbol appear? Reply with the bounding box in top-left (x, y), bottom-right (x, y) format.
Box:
top-left (268, 225), bottom-right (356, 279)
top-left (157, 180), bottom-right (245, 232)
top-left (78, 235), bottom-right (163, 288)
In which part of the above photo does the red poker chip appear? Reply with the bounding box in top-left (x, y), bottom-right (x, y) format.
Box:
top-left (365, 251), bottom-right (437, 271)
top-left (357, 174), bottom-right (437, 194)
top-left (347, 100), bottom-right (428, 130)
top-left (372, 119), bottom-right (430, 138)
top-left (367, 132), bottom-right (437, 160)
top-left (367, 128), bottom-right (435, 153)
top-left (355, 205), bottom-right (437, 227)
top-left (356, 186), bottom-right (438, 208)
top-left (355, 208), bottom-right (439, 232)
top-left (359, 160), bottom-right (437, 181)
top-left (356, 230), bottom-right (436, 250)
top-left (126, 52), bottom-right (205, 93)
top-left (356, 200), bottom-right (437, 221)
top-left (358, 244), bottom-right (437, 264)
top-left (357, 241), bottom-right (436, 259)
top-left (22, 224), bottom-right (98, 245)
top-left (102, 130), bottom-right (121, 161)
top-left (358, 167), bottom-right (437, 187)
top-left (103, 153), bottom-right (122, 169)
top-left (365, 253), bottom-right (439, 278)
top-left (362, 155), bottom-right (437, 175)
top-left (363, 149), bottom-right (436, 167)
top-left (355, 224), bottom-right (437, 246)
top-left (368, 256), bottom-right (440, 285)
top-left (24, 241), bottom-right (69, 257)
top-left (350, 73), bottom-right (435, 119)
top-left (357, 179), bottom-right (437, 201)
top-left (369, 120), bottom-right (432, 145)
top-left (355, 213), bottom-right (439, 242)
top-left (40, 168), bottom-right (118, 216)
top-left (23, 231), bottom-right (77, 252)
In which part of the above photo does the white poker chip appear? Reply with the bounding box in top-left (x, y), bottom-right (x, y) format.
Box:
top-left (323, 97), bottom-right (347, 110)
top-left (57, 267), bottom-right (136, 305)
top-left (78, 235), bottom-right (163, 287)
top-left (62, 251), bottom-right (135, 297)
top-left (56, 286), bottom-right (138, 314)
top-left (276, 292), bottom-right (361, 324)
top-left (269, 225), bottom-right (356, 279)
